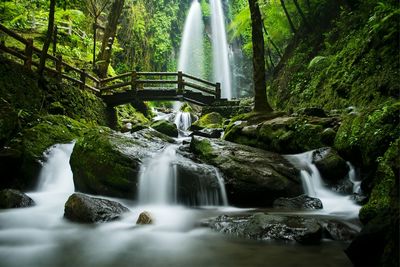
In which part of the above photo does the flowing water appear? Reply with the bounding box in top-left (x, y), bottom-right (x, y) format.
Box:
top-left (285, 151), bottom-right (361, 218)
top-left (174, 111), bottom-right (192, 131)
top-left (178, 0), bottom-right (204, 78)
top-left (210, 0), bottom-right (232, 100)
top-left (0, 143), bottom-right (354, 267)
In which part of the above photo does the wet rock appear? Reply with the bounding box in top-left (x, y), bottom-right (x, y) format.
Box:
top-left (321, 128), bottom-right (336, 146)
top-left (190, 112), bottom-right (224, 130)
top-left (294, 219), bottom-right (322, 245)
top-left (324, 221), bottom-right (358, 241)
top-left (136, 211), bottom-right (153, 225)
top-left (0, 189), bottom-right (35, 209)
top-left (312, 147), bottom-right (349, 184)
top-left (190, 128), bottom-right (223, 139)
top-left (151, 119), bottom-right (178, 137)
top-left (70, 128), bottom-right (174, 199)
top-left (350, 193), bottom-right (368, 205)
top-left (64, 193), bottom-right (129, 223)
top-left (190, 136), bottom-right (302, 207)
top-left (208, 213), bottom-right (322, 244)
top-left (273, 195), bottom-right (323, 210)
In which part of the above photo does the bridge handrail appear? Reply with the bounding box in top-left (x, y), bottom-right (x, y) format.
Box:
top-left (0, 23), bottom-right (220, 102)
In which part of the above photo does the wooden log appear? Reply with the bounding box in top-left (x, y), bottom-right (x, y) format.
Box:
top-left (183, 81), bottom-right (215, 95)
top-left (101, 72), bottom-right (131, 83)
top-left (136, 80), bottom-right (177, 84)
top-left (138, 72), bottom-right (177, 76)
top-left (24, 38), bottom-right (33, 70)
top-left (102, 81), bottom-right (131, 91)
top-left (0, 23), bottom-right (27, 44)
top-left (182, 73), bottom-right (217, 87)
top-left (216, 82), bottom-right (221, 99)
top-left (0, 43), bottom-right (26, 61)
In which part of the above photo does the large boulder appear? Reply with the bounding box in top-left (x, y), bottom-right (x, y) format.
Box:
top-left (223, 112), bottom-right (340, 154)
top-left (273, 195), bottom-right (323, 210)
top-left (0, 189), bottom-right (35, 209)
top-left (312, 147), bottom-right (349, 184)
top-left (151, 119), bottom-right (178, 137)
top-left (64, 193), bottom-right (130, 223)
top-left (189, 136), bottom-right (302, 206)
top-left (206, 213), bottom-right (322, 244)
top-left (70, 128), bottom-right (174, 199)
top-left (190, 112), bottom-right (224, 130)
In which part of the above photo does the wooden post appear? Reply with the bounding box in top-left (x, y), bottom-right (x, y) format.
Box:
top-left (80, 68), bottom-right (86, 90)
top-left (24, 38), bottom-right (33, 70)
top-left (56, 55), bottom-right (62, 82)
top-left (131, 71), bottom-right (137, 93)
top-left (216, 82), bottom-right (221, 100)
top-left (177, 71), bottom-right (183, 94)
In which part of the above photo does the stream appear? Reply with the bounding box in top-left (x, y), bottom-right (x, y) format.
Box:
top-left (0, 112), bottom-right (360, 267)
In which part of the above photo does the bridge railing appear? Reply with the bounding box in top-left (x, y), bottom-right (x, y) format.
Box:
top-left (99, 71), bottom-right (221, 100)
top-left (0, 23), bottom-right (100, 93)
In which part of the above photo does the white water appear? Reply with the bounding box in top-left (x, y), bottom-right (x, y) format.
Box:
top-left (174, 111), bottom-right (192, 131)
top-left (178, 0), bottom-right (204, 78)
top-left (347, 162), bottom-right (362, 194)
top-left (285, 151), bottom-right (361, 218)
top-left (210, 0), bottom-right (232, 100)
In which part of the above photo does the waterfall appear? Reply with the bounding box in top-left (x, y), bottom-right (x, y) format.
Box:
top-left (178, 0), bottom-right (204, 78)
top-left (37, 143), bottom-right (75, 193)
top-left (210, 0), bottom-right (232, 100)
top-left (347, 162), bottom-right (362, 194)
top-left (174, 111), bottom-right (192, 131)
top-left (138, 145), bottom-right (178, 205)
top-left (285, 151), bottom-right (360, 217)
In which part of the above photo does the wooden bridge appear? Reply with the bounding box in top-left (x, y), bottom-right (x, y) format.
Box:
top-left (0, 23), bottom-right (222, 106)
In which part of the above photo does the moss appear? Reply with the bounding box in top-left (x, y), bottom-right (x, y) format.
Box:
top-left (189, 137), bottom-right (215, 160)
top-left (150, 119), bottom-right (178, 138)
top-left (192, 112), bottom-right (224, 129)
top-left (180, 102), bottom-right (193, 113)
top-left (114, 104), bottom-right (150, 130)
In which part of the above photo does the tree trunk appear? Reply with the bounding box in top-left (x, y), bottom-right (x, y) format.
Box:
top-left (92, 21), bottom-right (97, 70)
top-left (248, 0), bottom-right (273, 113)
top-left (280, 0), bottom-right (296, 34)
top-left (97, 0), bottom-right (124, 78)
top-left (38, 0), bottom-right (56, 79)
top-left (293, 0), bottom-right (310, 28)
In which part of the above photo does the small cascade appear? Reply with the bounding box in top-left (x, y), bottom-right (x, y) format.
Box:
top-left (174, 111), bottom-right (192, 131)
top-left (210, 0), bottom-right (232, 99)
top-left (347, 162), bottom-right (362, 194)
top-left (178, 0), bottom-right (204, 78)
top-left (138, 145), bottom-right (178, 205)
top-left (215, 168), bottom-right (228, 206)
top-left (285, 151), bottom-right (360, 217)
top-left (37, 143), bottom-right (75, 193)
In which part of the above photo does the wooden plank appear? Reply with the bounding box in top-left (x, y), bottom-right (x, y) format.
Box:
top-left (136, 79), bottom-right (177, 84)
top-left (0, 23), bottom-right (28, 44)
top-left (138, 72), bottom-right (177, 76)
top-left (182, 73), bottom-right (217, 87)
top-left (101, 81), bottom-right (131, 91)
top-left (183, 81), bottom-right (215, 95)
top-left (61, 74), bottom-right (84, 85)
top-left (0, 43), bottom-right (26, 61)
top-left (84, 84), bottom-right (100, 93)
top-left (86, 73), bottom-right (100, 83)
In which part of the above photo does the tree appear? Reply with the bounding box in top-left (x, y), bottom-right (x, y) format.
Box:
top-left (293, 0), bottom-right (310, 28)
top-left (248, 0), bottom-right (273, 112)
top-left (38, 0), bottom-right (56, 79)
top-left (96, 0), bottom-right (124, 78)
top-left (86, 0), bottom-right (110, 70)
top-left (280, 0), bottom-right (296, 34)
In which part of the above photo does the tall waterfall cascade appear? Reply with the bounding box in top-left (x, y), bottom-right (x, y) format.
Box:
top-left (178, 0), bottom-right (204, 78)
top-left (210, 0), bottom-right (233, 100)
top-left (285, 151), bottom-right (361, 217)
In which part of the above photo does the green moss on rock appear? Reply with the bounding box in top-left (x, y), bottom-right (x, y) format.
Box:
top-left (151, 119), bottom-right (178, 137)
top-left (115, 104), bottom-right (150, 131)
top-left (191, 112), bottom-right (223, 130)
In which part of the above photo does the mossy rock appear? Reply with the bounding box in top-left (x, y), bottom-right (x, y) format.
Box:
top-left (115, 104), bottom-right (150, 131)
top-left (151, 119), bottom-right (178, 137)
top-left (190, 136), bottom-right (302, 207)
top-left (70, 128), bottom-right (173, 199)
top-left (191, 112), bottom-right (224, 130)
top-left (223, 112), bottom-right (339, 154)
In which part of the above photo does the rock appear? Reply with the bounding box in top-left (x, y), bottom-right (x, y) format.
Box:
top-left (350, 193), bottom-right (368, 205)
top-left (324, 221), bottom-right (358, 241)
top-left (64, 193), bottom-right (129, 223)
top-left (208, 213), bottom-right (322, 244)
top-left (70, 128), bottom-right (174, 199)
top-left (312, 147), bottom-right (349, 184)
top-left (294, 219), bottom-right (323, 245)
top-left (190, 136), bottom-right (302, 207)
top-left (190, 128), bottom-right (223, 139)
top-left (223, 113), bottom-right (340, 154)
top-left (136, 211), bottom-right (153, 225)
top-left (190, 112), bottom-right (224, 130)
top-left (0, 189), bottom-right (35, 209)
top-left (273, 195), bottom-right (323, 210)
top-left (321, 128), bottom-right (336, 146)
top-left (151, 119), bottom-right (178, 137)
top-left (297, 107), bottom-right (327, 117)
